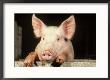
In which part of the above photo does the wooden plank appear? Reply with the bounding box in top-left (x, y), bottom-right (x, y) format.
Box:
top-left (15, 59), bottom-right (96, 67)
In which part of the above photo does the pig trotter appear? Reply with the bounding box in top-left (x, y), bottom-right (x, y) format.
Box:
top-left (24, 51), bottom-right (38, 67)
top-left (51, 60), bottom-right (63, 67)
top-left (56, 58), bottom-right (64, 64)
top-left (51, 58), bottom-right (64, 67)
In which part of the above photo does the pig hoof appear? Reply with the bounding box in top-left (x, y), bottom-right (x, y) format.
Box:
top-left (56, 58), bottom-right (64, 64)
top-left (24, 63), bottom-right (33, 67)
top-left (51, 61), bottom-right (62, 67)
top-left (24, 60), bottom-right (33, 67)
top-left (51, 59), bottom-right (64, 67)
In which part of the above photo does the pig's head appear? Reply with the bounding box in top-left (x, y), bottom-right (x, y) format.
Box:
top-left (32, 14), bottom-right (76, 61)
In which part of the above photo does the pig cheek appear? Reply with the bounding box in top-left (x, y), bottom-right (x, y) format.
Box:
top-left (38, 41), bottom-right (45, 53)
top-left (55, 41), bottom-right (67, 57)
top-left (55, 40), bottom-right (64, 52)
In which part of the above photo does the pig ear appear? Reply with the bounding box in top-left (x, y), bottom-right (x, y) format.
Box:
top-left (59, 15), bottom-right (76, 40)
top-left (32, 14), bottom-right (46, 38)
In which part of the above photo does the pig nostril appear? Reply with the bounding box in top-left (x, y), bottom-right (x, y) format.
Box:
top-left (43, 54), bottom-right (45, 56)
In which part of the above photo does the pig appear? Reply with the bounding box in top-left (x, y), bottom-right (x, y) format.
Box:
top-left (24, 14), bottom-right (76, 67)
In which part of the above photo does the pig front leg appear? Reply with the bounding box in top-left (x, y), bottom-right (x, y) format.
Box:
top-left (51, 53), bottom-right (66, 67)
top-left (56, 53), bottom-right (66, 64)
top-left (24, 51), bottom-right (38, 67)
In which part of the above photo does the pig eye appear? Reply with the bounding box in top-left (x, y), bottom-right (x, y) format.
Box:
top-left (42, 37), bottom-right (45, 40)
top-left (64, 37), bottom-right (68, 42)
top-left (57, 38), bottom-right (60, 41)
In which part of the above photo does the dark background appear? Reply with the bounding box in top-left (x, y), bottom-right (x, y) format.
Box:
top-left (15, 14), bottom-right (96, 59)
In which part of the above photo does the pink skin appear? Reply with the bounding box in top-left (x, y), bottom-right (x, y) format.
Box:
top-left (24, 14), bottom-right (76, 67)
top-left (42, 50), bottom-right (52, 60)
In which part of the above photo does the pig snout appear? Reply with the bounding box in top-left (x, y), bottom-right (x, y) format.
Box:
top-left (41, 49), bottom-right (53, 61)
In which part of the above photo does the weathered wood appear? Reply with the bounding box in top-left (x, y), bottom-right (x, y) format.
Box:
top-left (14, 21), bottom-right (22, 60)
top-left (15, 59), bottom-right (96, 67)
